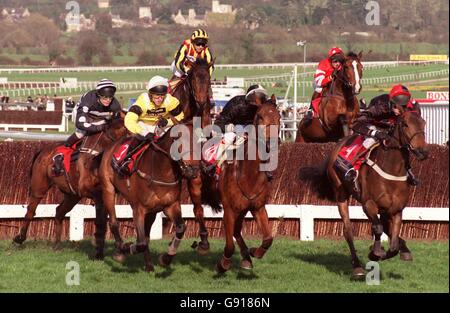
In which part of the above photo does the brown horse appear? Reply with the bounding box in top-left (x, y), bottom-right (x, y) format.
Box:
top-left (300, 110), bottom-right (429, 278)
top-left (171, 57), bottom-right (218, 255)
top-left (296, 52), bottom-right (363, 143)
top-left (215, 96), bottom-right (281, 273)
top-left (99, 122), bottom-right (200, 272)
top-left (13, 117), bottom-right (127, 259)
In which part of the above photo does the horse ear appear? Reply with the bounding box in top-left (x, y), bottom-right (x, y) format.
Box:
top-left (270, 94), bottom-right (277, 104)
top-left (358, 51), bottom-right (363, 61)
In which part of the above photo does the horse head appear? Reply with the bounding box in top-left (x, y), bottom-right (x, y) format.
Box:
top-left (342, 51), bottom-right (363, 95)
top-left (254, 94), bottom-right (281, 143)
top-left (395, 110), bottom-right (429, 161)
top-left (186, 58), bottom-right (213, 110)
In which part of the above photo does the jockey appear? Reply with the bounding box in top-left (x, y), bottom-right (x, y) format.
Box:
top-left (52, 79), bottom-right (122, 175)
top-left (336, 84), bottom-right (419, 194)
top-left (205, 84), bottom-right (274, 180)
top-left (303, 47), bottom-right (346, 124)
top-left (171, 28), bottom-right (214, 81)
top-left (112, 75), bottom-right (184, 175)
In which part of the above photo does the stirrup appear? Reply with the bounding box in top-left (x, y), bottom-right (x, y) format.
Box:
top-left (52, 153), bottom-right (64, 176)
top-left (344, 168), bottom-right (358, 182)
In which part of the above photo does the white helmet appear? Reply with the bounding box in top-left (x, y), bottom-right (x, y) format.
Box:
top-left (147, 75), bottom-right (169, 94)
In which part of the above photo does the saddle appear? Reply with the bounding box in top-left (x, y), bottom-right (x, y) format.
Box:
top-left (111, 138), bottom-right (150, 177)
top-left (202, 135), bottom-right (246, 177)
top-left (168, 76), bottom-right (186, 95)
top-left (52, 141), bottom-right (82, 176)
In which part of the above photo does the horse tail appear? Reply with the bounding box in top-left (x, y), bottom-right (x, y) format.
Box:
top-left (28, 149), bottom-right (42, 196)
top-left (200, 174), bottom-right (223, 213)
top-left (298, 160), bottom-right (335, 201)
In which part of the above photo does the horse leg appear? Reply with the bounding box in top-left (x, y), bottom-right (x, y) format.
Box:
top-left (143, 212), bottom-right (157, 269)
top-left (338, 201), bottom-right (365, 278)
top-left (380, 212), bottom-right (412, 261)
top-left (383, 211), bottom-right (402, 260)
top-left (125, 207), bottom-right (153, 272)
top-left (92, 192), bottom-right (108, 260)
top-left (233, 211), bottom-right (252, 270)
top-left (102, 180), bottom-right (125, 263)
top-left (215, 206), bottom-right (236, 273)
top-left (13, 195), bottom-right (43, 244)
top-left (53, 194), bottom-right (80, 251)
top-left (14, 169), bottom-right (51, 245)
top-left (364, 200), bottom-right (386, 261)
top-left (249, 206), bottom-right (273, 259)
top-left (159, 202), bottom-right (186, 267)
top-left (188, 177), bottom-right (210, 255)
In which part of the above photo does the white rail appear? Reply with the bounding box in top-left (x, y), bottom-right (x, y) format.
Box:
top-left (0, 204), bottom-right (447, 241)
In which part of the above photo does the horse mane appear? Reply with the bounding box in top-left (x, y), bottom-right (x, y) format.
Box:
top-left (347, 51), bottom-right (358, 59)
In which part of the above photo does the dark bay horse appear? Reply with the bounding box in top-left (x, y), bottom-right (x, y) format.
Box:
top-left (99, 123), bottom-right (200, 272)
top-left (14, 117), bottom-right (127, 259)
top-left (296, 52), bottom-right (363, 143)
top-left (215, 96), bottom-right (281, 273)
top-left (171, 57), bottom-right (218, 255)
top-left (300, 110), bottom-right (429, 278)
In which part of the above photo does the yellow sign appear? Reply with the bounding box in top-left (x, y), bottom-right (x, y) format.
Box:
top-left (410, 54), bottom-right (448, 61)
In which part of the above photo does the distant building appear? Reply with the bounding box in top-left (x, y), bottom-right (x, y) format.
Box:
top-left (1, 7), bottom-right (30, 22)
top-left (139, 7), bottom-right (152, 20)
top-left (172, 9), bottom-right (206, 27)
top-left (66, 13), bottom-right (95, 32)
top-left (211, 0), bottom-right (234, 14)
top-left (98, 0), bottom-right (110, 9)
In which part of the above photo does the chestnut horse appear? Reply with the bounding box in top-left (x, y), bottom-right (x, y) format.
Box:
top-left (13, 117), bottom-right (127, 259)
top-left (300, 110), bottom-right (429, 278)
top-left (171, 57), bottom-right (218, 255)
top-left (296, 52), bottom-right (363, 143)
top-left (99, 122), bottom-right (200, 272)
top-left (215, 97), bottom-right (281, 273)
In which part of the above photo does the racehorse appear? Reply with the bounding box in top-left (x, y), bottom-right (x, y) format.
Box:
top-left (13, 116), bottom-right (127, 259)
top-left (99, 122), bottom-right (200, 272)
top-left (215, 96), bottom-right (280, 273)
top-left (171, 57), bottom-right (218, 255)
top-left (299, 109), bottom-right (429, 278)
top-left (296, 52), bottom-right (363, 143)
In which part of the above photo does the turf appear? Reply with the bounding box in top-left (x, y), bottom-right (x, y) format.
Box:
top-left (0, 239), bottom-right (447, 293)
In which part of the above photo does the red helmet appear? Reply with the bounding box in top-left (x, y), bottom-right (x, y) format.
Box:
top-left (328, 47), bottom-right (344, 58)
top-left (389, 84), bottom-right (411, 107)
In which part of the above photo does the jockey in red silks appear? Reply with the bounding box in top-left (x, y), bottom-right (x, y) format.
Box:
top-left (335, 84), bottom-right (420, 197)
top-left (303, 47), bottom-right (345, 124)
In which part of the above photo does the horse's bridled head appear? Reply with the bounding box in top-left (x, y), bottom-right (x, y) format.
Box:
top-left (402, 111), bottom-right (428, 161)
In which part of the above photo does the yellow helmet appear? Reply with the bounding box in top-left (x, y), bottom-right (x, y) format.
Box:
top-left (191, 29), bottom-right (208, 41)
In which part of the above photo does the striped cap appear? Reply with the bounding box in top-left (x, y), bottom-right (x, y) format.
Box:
top-left (191, 29), bottom-right (208, 41)
top-left (96, 79), bottom-right (116, 91)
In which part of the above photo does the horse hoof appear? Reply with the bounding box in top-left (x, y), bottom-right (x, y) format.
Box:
top-left (197, 242), bottom-right (210, 256)
top-left (368, 247), bottom-right (386, 261)
top-left (12, 235), bottom-right (25, 245)
top-left (352, 267), bottom-right (366, 280)
top-left (145, 264), bottom-right (155, 272)
top-left (94, 252), bottom-right (104, 261)
top-left (383, 249), bottom-right (399, 260)
top-left (158, 253), bottom-right (173, 267)
top-left (249, 247), bottom-right (265, 259)
top-left (53, 243), bottom-right (63, 251)
top-left (215, 262), bottom-right (228, 274)
top-left (240, 259), bottom-right (253, 270)
top-left (400, 252), bottom-right (413, 261)
top-left (112, 250), bottom-right (127, 264)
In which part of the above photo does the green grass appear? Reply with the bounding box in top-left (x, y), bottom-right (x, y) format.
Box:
top-left (0, 239), bottom-right (447, 293)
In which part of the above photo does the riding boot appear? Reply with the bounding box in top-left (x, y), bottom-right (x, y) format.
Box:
top-left (406, 168), bottom-right (419, 186)
top-left (303, 105), bottom-right (314, 127)
top-left (113, 136), bottom-right (145, 176)
top-left (52, 133), bottom-right (80, 176)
